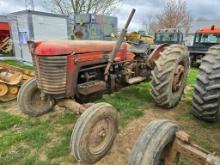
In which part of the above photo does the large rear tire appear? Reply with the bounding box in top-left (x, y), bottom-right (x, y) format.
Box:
top-left (150, 45), bottom-right (189, 108)
top-left (17, 78), bottom-right (54, 116)
top-left (128, 119), bottom-right (179, 165)
top-left (70, 102), bottom-right (119, 164)
top-left (192, 45), bottom-right (220, 122)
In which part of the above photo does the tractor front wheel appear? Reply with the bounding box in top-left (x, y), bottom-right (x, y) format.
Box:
top-left (150, 44), bottom-right (189, 108)
top-left (17, 78), bottom-right (54, 116)
top-left (70, 102), bottom-right (119, 164)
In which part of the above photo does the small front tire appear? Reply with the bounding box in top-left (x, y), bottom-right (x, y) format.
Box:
top-left (70, 102), bottom-right (119, 164)
top-left (17, 78), bottom-right (54, 116)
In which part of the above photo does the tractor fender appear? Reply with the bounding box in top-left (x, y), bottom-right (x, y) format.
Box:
top-left (147, 44), bottom-right (169, 69)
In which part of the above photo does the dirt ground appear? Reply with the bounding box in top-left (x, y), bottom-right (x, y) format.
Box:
top-left (96, 102), bottom-right (187, 165)
top-left (95, 91), bottom-right (220, 165)
top-left (1, 84), bottom-right (220, 165)
top-left (2, 101), bottom-right (187, 165)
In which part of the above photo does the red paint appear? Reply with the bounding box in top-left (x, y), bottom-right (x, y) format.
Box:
top-left (34, 40), bottom-right (136, 97)
top-left (0, 22), bottom-right (10, 42)
top-left (34, 40), bottom-right (127, 56)
top-left (126, 51), bottom-right (135, 61)
top-left (0, 22), bottom-right (9, 31)
top-left (66, 55), bottom-right (75, 96)
top-left (197, 27), bottom-right (220, 34)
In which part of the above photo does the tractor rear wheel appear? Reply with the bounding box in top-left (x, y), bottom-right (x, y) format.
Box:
top-left (128, 119), bottom-right (179, 165)
top-left (192, 46), bottom-right (220, 122)
top-left (150, 44), bottom-right (189, 108)
top-left (17, 78), bottom-right (54, 116)
top-left (70, 102), bottom-right (119, 164)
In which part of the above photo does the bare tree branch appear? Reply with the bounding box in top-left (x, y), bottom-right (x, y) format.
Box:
top-left (145, 0), bottom-right (192, 34)
top-left (43, 0), bottom-right (122, 15)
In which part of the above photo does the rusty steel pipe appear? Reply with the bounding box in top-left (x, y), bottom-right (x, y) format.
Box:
top-left (104, 8), bottom-right (136, 80)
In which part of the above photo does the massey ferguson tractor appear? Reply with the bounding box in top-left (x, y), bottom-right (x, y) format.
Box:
top-left (18, 9), bottom-right (189, 163)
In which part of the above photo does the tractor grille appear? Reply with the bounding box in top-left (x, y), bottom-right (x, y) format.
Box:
top-left (33, 55), bottom-right (67, 95)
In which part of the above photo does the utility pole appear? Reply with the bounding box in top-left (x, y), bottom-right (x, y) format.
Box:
top-left (25, 0), bottom-right (35, 10)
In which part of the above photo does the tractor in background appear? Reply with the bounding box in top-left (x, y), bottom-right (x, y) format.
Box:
top-left (126, 28), bottom-right (184, 54)
top-left (154, 28), bottom-right (184, 45)
top-left (189, 26), bottom-right (220, 66)
top-left (18, 9), bottom-right (189, 164)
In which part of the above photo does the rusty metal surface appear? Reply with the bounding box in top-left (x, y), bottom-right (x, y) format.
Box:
top-left (147, 44), bottom-right (169, 68)
top-left (165, 131), bottom-right (220, 165)
top-left (78, 80), bottom-right (106, 96)
top-left (172, 64), bottom-right (185, 94)
top-left (104, 9), bottom-right (136, 81)
top-left (33, 55), bottom-right (67, 95)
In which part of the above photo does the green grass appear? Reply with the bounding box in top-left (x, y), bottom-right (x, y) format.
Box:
top-left (0, 109), bottom-right (77, 164)
top-left (187, 68), bottom-right (199, 86)
top-left (1, 60), bottom-right (33, 70)
top-left (0, 120), bottom-right (51, 153)
top-left (0, 112), bottom-right (24, 130)
top-left (1, 68), bottom-right (220, 165)
top-left (46, 129), bottom-right (72, 160)
top-left (98, 83), bottom-right (152, 126)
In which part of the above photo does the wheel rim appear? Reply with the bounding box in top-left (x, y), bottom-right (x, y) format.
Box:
top-left (88, 118), bottom-right (113, 154)
top-left (30, 90), bottom-right (52, 110)
top-left (0, 83), bottom-right (8, 97)
top-left (158, 144), bottom-right (179, 165)
top-left (172, 62), bottom-right (185, 95)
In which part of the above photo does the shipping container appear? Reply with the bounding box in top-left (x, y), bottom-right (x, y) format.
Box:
top-left (8, 10), bottom-right (69, 64)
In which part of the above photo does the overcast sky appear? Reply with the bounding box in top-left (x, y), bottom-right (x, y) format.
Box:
top-left (0, 0), bottom-right (220, 31)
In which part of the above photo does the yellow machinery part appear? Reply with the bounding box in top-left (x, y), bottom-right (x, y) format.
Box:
top-left (0, 62), bottom-right (34, 102)
top-left (0, 84), bottom-right (19, 102)
top-left (9, 86), bottom-right (19, 95)
top-left (0, 71), bottom-right (23, 85)
top-left (0, 82), bottom-right (9, 97)
top-left (126, 32), bottom-right (154, 44)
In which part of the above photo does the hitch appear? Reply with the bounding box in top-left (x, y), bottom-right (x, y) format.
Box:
top-left (165, 131), bottom-right (220, 165)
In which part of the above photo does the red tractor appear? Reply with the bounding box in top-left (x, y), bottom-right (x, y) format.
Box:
top-left (18, 9), bottom-right (189, 163)
top-left (189, 26), bottom-right (220, 66)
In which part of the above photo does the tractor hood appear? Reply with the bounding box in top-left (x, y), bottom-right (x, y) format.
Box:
top-left (32, 40), bottom-right (127, 56)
